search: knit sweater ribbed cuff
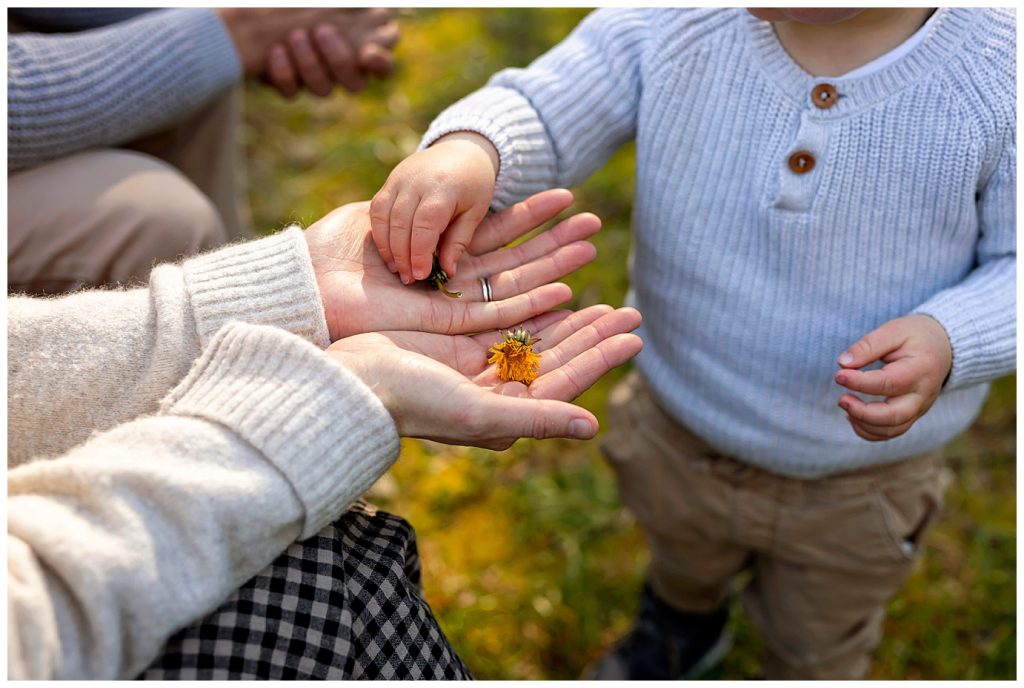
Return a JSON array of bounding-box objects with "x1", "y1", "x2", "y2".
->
[
  {"x1": 182, "y1": 227, "x2": 331, "y2": 350},
  {"x1": 421, "y1": 86, "x2": 558, "y2": 211},
  {"x1": 161, "y1": 322, "x2": 399, "y2": 540},
  {"x1": 912, "y1": 256, "x2": 1017, "y2": 391}
]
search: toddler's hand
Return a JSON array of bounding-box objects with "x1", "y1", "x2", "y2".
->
[
  {"x1": 834, "y1": 315, "x2": 952, "y2": 442},
  {"x1": 370, "y1": 132, "x2": 499, "y2": 285}
]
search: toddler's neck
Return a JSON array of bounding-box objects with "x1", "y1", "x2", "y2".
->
[{"x1": 773, "y1": 8, "x2": 935, "y2": 77}]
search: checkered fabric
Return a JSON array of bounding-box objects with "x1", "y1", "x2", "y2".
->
[{"x1": 139, "y1": 502, "x2": 471, "y2": 680}]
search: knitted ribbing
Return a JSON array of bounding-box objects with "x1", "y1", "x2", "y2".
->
[
  {"x1": 7, "y1": 8, "x2": 240, "y2": 171},
  {"x1": 9, "y1": 321, "x2": 399, "y2": 678},
  {"x1": 183, "y1": 227, "x2": 331, "y2": 349},
  {"x1": 423, "y1": 8, "x2": 1016, "y2": 478},
  {"x1": 7, "y1": 227, "x2": 331, "y2": 468},
  {"x1": 162, "y1": 322, "x2": 399, "y2": 540}
]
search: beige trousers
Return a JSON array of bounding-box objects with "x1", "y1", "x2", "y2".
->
[
  {"x1": 602, "y1": 370, "x2": 947, "y2": 680},
  {"x1": 8, "y1": 89, "x2": 251, "y2": 295}
]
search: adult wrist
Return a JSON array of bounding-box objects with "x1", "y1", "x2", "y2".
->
[{"x1": 214, "y1": 8, "x2": 266, "y2": 77}]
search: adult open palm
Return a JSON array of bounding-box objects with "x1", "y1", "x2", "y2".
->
[
  {"x1": 306, "y1": 189, "x2": 598, "y2": 341},
  {"x1": 328, "y1": 305, "x2": 643, "y2": 449}
]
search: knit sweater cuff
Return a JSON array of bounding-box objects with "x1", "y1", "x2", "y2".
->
[
  {"x1": 182, "y1": 227, "x2": 330, "y2": 350},
  {"x1": 911, "y1": 257, "x2": 1017, "y2": 390},
  {"x1": 161, "y1": 322, "x2": 400, "y2": 539},
  {"x1": 421, "y1": 86, "x2": 559, "y2": 211}
]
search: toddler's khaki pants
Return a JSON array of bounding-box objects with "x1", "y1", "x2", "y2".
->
[
  {"x1": 603, "y1": 370, "x2": 947, "y2": 680},
  {"x1": 8, "y1": 89, "x2": 250, "y2": 295}
]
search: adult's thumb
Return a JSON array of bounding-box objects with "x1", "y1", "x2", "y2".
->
[{"x1": 481, "y1": 395, "x2": 598, "y2": 441}]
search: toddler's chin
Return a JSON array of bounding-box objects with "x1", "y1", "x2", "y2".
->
[{"x1": 746, "y1": 8, "x2": 866, "y2": 25}]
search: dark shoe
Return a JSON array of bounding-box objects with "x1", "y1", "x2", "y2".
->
[{"x1": 586, "y1": 582, "x2": 731, "y2": 680}]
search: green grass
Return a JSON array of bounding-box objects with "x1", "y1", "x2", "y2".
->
[{"x1": 240, "y1": 9, "x2": 1016, "y2": 679}]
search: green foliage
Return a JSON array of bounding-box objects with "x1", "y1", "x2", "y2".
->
[{"x1": 241, "y1": 9, "x2": 1015, "y2": 680}]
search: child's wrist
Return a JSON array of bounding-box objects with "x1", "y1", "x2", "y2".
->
[{"x1": 432, "y1": 131, "x2": 500, "y2": 178}]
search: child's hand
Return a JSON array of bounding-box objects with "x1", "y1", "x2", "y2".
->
[
  {"x1": 370, "y1": 132, "x2": 500, "y2": 285},
  {"x1": 834, "y1": 315, "x2": 952, "y2": 442}
]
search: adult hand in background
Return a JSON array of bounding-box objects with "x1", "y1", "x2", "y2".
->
[
  {"x1": 328, "y1": 305, "x2": 644, "y2": 449},
  {"x1": 306, "y1": 188, "x2": 600, "y2": 341},
  {"x1": 216, "y1": 8, "x2": 399, "y2": 98}
]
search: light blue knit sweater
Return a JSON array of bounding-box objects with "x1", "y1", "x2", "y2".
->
[
  {"x1": 7, "y1": 9, "x2": 241, "y2": 172},
  {"x1": 423, "y1": 8, "x2": 1016, "y2": 477}
]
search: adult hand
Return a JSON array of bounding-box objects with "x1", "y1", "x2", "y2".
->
[
  {"x1": 216, "y1": 9, "x2": 398, "y2": 97},
  {"x1": 265, "y1": 9, "x2": 399, "y2": 98},
  {"x1": 328, "y1": 305, "x2": 644, "y2": 449},
  {"x1": 835, "y1": 314, "x2": 953, "y2": 441},
  {"x1": 306, "y1": 188, "x2": 599, "y2": 341}
]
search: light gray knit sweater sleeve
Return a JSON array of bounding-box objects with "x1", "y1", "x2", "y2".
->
[
  {"x1": 421, "y1": 8, "x2": 650, "y2": 209},
  {"x1": 913, "y1": 140, "x2": 1016, "y2": 390},
  {"x1": 8, "y1": 322, "x2": 399, "y2": 679},
  {"x1": 7, "y1": 8, "x2": 241, "y2": 172},
  {"x1": 8, "y1": 8, "x2": 155, "y2": 31},
  {"x1": 7, "y1": 228, "x2": 329, "y2": 468}
]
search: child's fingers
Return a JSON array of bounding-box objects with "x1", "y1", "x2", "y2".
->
[
  {"x1": 469, "y1": 189, "x2": 574, "y2": 254},
  {"x1": 369, "y1": 189, "x2": 397, "y2": 271},
  {"x1": 834, "y1": 359, "x2": 917, "y2": 396},
  {"x1": 439, "y1": 207, "x2": 488, "y2": 277},
  {"x1": 468, "y1": 212, "x2": 601, "y2": 278},
  {"x1": 838, "y1": 320, "x2": 909, "y2": 369},
  {"x1": 845, "y1": 415, "x2": 915, "y2": 442},
  {"x1": 461, "y1": 241, "x2": 596, "y2": 302},
  {"x1": 845, "y1": 417, "x2": 899, "y2": 442},
  {"x1": 837, "y1": 392, "x2": 922, "y2": 427},
  {"x1": 388, "y1": 193, "x2": 421, "y2": 284},
  {"x1": 409, "y1": 196, "x2": 457, "y2": 281}
]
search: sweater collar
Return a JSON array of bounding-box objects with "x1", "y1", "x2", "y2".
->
[{"x1": 741, "y1": 8, "x2": 979, "y2": 117}]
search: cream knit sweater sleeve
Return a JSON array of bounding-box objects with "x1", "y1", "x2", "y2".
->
[
  {"x1": 7, "y1": 231, "x2": 401, "y2": 679},
  {"x1": 7, "y1": 227, "x2": 330, "y2": 468}
]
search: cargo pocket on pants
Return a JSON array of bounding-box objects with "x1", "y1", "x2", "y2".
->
[{"x1": 871, "y1": 467, "x2": 946, "y2": 564}]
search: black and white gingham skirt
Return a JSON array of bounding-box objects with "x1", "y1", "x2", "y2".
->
[{"x1": 140, "y1": 502, "x2": 472, "y2": 680}]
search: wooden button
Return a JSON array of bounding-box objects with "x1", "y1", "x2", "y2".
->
[
  {"x1": 812, "y1": 83, "x2": 838, "y2": 109},
  {"x1": 788, "y1": 151, "x2": 815, "y2": 174}
]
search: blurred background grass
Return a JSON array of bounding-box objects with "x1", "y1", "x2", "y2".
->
[{"x1": 240, "y1": 9, "x2": 1016, "y2": 680}]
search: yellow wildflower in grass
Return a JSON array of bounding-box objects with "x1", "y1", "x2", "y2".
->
[{"x1": 488, "y1": 328, "x2": 541, "y2": 384}]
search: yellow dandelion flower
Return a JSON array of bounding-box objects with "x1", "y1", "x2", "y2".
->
[{"x1": 488, "y1": 328, "x2": 542, "y2": 384}]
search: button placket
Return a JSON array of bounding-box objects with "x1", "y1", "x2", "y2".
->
[
  {"x1": 788, "y1": 151, "x2": 815, "y2": 174},
  {"x1": 774, "y1": 113, "x2": 829, "y2": 213}
]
